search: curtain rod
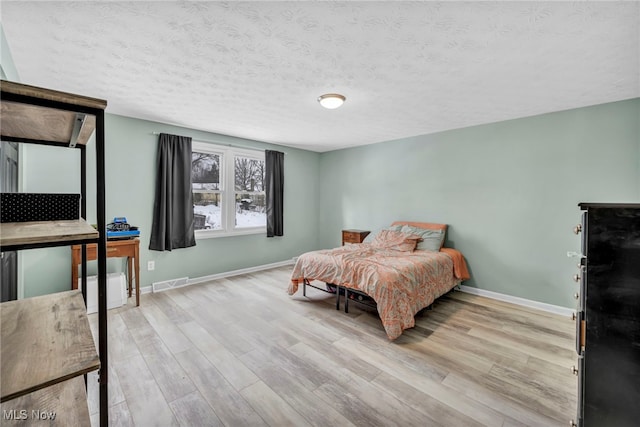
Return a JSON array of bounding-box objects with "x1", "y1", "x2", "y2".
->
[{"x1": 151, "y1": 132, "x2": 286, "y2": 154}]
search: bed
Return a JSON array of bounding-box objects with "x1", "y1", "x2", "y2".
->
[{"x1": 287, "y1": 221, "x2": 470, "y2": 340}]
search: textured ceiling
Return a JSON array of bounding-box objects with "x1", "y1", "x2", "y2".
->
[{"x1": 2, "y1": 1, "x2": 639, "y2": 152}]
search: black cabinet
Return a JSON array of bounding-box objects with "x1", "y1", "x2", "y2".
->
[{"x1": 574, "y1": 203, "x2": 640, "y2": 427}]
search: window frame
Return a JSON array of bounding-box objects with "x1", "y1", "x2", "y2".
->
[{"x1": 192, "y1": 141, "x2": 266, "y2": 239}]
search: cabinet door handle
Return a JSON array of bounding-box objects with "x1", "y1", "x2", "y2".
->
[
  {"x1": 573, "y1": 274, "x2": 580, "y2": 282},
  {"x1": 574, "y1": 311, "x2": 587, "y2": 355},
  {"x1": 571, "y1": 365, "x2": 578, "y2": 375},
  {"x1": 574, "y1": 293, "x2": 580, "y2": 300},
  {"x1": 573, "y1": 224, "x2": 582, "y2": 234}
]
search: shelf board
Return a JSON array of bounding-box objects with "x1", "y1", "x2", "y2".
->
[
  {"x1": 0, "y1": 376, "x2": 91, "y2": 426},
  {"x1": 1, "y1": 290, "x2": 100, "y2": 403},
  {"x1": 1, "y1": 101, "x2": 97, "y2": 146},
  {"x1": 0, "y1": 79, "x2": 106, "y2": 147},
  {"x1": 0, "y1": 219, "x2": 99, "y2": 249},
  {"x1": 1, "y1": 80, "x2": 107, "y2": 110}
]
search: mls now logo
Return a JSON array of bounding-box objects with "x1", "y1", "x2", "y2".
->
[{"x1": 3, "y1": 409, "x2": 56, "y2": 420}]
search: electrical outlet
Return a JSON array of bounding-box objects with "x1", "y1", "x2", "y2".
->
[{"x1": 147, "y1": 261, "x2": 155, "y2": 271}]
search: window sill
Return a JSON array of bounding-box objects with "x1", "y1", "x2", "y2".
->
[{"x1": 195, "y1": 227, "x2": 266, "y2": 240}]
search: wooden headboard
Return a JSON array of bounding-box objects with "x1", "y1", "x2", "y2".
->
[{"x1": 390, "y1": 221, "x2": 447, "y2": 231}]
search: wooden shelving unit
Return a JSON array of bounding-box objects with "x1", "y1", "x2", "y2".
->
[{"x1": 0, "y1": 79, "x2": 108, "y2": 426}]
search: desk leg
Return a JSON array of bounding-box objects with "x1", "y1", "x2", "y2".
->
[
  {"x1": 134, "y1": 244, "x2": 140, "y2": 307},
  {"x1": 71, "y1": 249, "x2": 79, "y2": 290},
  {"x1": 127, "y1": 257, "x2": 133, "y2": 298},
  {"x1": 72, "y1": 264, "x2": 79, "y2": 290}
]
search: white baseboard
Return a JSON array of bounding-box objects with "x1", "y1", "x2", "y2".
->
[
  {"x1": 152, "y1": 276, "x2": 189, "y2": 293},
  {"x1": 458, "y1": 285, "x2": 574, "y2": 317},
  {"x1": 149, "y1": 259, "x2": 295, "y2": 293},
  {"x1": 139, "y1": 285, "x2": 153, "y2": 295}
]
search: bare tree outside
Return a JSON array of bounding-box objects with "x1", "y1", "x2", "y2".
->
[
  {"x1": 234, "y1": 157, "x2": 264, "y2": 191},
  {"x1": 192, "y1": 152, "x2": 220, "y2": 190}
]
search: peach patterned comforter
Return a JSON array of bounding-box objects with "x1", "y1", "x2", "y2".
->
[{"x1": 288, "y1": 243, "x2": 469, "y2": 340}]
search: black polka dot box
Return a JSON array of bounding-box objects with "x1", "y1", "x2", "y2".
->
[{"x1": 0, "y1": 193, "x2": 81, "y2": 223}]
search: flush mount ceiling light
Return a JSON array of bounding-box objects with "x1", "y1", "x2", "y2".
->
[{"x1": 318, "y1": 93, "x2": 346, "y2": 109}]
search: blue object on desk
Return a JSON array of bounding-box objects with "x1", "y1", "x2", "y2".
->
[
  {"x1": 106, "y1": 216, "x2": 139, "y2": 239},
  {"x1": 106, "y1": 229, "x2": 140, "y2": 239}
]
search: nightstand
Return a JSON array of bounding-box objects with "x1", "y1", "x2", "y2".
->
[{"x1": 342, "y1": 229, "x2": 371, "y2": 245}]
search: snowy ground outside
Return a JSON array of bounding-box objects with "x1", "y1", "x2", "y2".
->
[{"x1": 194, "y1": 204, "x2": 266, "y2": 229}]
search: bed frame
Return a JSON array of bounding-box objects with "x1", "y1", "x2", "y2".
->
[
  {"x1": 302, "y1": 278, "x2": 442, "y2": 320},
  {"x1": 302, "y1": 279, "x2": 380, "y2": 313}
]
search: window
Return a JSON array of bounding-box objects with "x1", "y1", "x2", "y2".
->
[{"x1": 192, "y1": 141, "x2": 266, "y2": 237}]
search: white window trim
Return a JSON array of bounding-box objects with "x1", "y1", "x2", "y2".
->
[{"x1": 192, "y1": 141, "x2": 266, "y2": 239}]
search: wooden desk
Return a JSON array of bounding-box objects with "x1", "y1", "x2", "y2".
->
[{"x1": 71, "y1": 238, "x2": 140, "y2": 306}]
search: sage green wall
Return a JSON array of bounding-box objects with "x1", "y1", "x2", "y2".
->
[
  {"x1": 21, "y1": 114, "x2": 320, "y2": 297},
  {"x1": 318, "y1": 99, "x2": 640, "y2": 308}
]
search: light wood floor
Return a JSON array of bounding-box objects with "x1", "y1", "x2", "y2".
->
[{"x1": 87, "y1": 266, "x2": 577, "y2": 427}]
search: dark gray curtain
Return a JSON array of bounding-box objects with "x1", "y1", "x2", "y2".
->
[
  {"x1": 149, "y1": 133, "x2": 196, "y2": 251},
  {"x1": 265, "y1": 150, "x2": 284, "y2": 237}
]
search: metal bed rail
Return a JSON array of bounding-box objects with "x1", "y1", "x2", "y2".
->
[{"x1": 302, "y1": 279, "x2": 378, "y2": 313}]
